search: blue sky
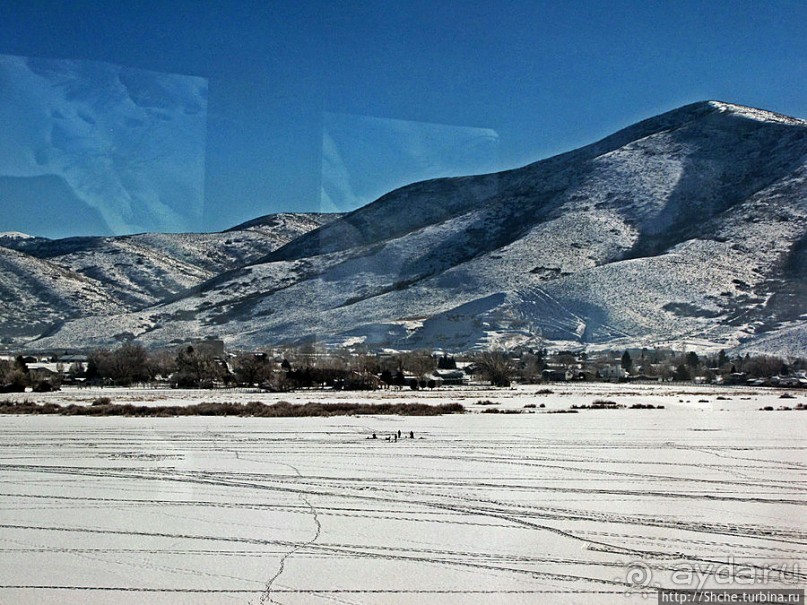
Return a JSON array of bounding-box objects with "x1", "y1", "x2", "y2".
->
[{"x1": 0, "y1": 0, "x2": 805, "y2": 236}]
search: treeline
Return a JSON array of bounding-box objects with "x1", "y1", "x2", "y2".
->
[
  {"x1": 0, "y1": 344, "x2": 235, "y2": 391},
  {"x1": 493, "y1": 347, "x2": 806, "y2": 383},
  {"x1": 0, "y1": 345, "x2": 450, "y2": 391},
  {"x1": 2, "y1": 342, "x2": 805, "y2": 393},
  {"x1": 613, "y1": 348, "x2": 806, "y2": 381}
]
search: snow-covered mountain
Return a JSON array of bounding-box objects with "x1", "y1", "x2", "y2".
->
[
  {"x1": 0, "y1": 213, "x2": 337, "y2": 345},
  {"x1": 0, "y1": 232, "x2": 34, "y2": 246},
  {"x1": 14, "y1": 101, "x2": 807, "y2": 354}
]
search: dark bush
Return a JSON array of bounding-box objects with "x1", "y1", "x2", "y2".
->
[
  {"x1": 0, "y1": 400, "x2": 465, "y2": 417},
  {"x1": 32, "y1": 380, "x2": 59, "y2": 393},
  {"x1": 0, "y1": 383, "x2": 26, "y2": 393}
]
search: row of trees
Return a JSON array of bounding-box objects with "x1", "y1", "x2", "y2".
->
[
  {"x1": 4, "y1": 345, "x2": 447, "y2": 390},
  {"x1": 618, "y1": 348, "x2": 801, "y2": 380},
  {"x1": 0, "y1": 345, "x2": 234, "y2": 390},
  {"x1": 2, "y1": 345, "x2": 501, "y2": 391},
  {"x1": 4, "y1": 343, "x2": 805, "y2": 391}
]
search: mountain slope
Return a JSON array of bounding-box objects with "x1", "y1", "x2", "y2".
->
[
  {"x1": 0, "y1": 246, "x2": 127, "y2": 342},
  {"x1": 0, "y1": 213, "x2": 337, "y2": 344},
  {"x1": 23, "y1": 101, "x2": 807, "y2": 353}
]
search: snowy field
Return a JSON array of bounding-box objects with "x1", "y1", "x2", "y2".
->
[{"x1": 0, "y1": 384, "x2": 805, "y2": 604}]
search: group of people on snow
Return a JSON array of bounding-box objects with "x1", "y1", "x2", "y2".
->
[{"x1": 369, "y1": 429, "x2": 416, "y2": 442}]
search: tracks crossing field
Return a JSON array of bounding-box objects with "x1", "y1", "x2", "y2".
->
[{"x1": 0, "y1": 384, "x2": 805, "y2": 604}]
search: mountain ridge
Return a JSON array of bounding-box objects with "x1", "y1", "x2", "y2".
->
[
  {"x1": 8, "y1": 100, "x2": 807, "y2": 354},
  {"x1": 266, "y1": 101, "x2": 801, "y2": 264}
]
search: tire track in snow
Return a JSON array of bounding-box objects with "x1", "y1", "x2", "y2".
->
[
  {"x1": 259, "y1": 462, "x2": 322, "y2": 605},
  {"x1": 4, "y1": 463, "x2": 805, "y2": 544},
  {"x1": 6, "y1": 461, "x2": 803, "y2": 507}
]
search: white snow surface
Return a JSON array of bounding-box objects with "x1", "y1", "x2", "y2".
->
[
  {"x1": 0, "y1": 231, "x2": 33, "y2": 240},
  {"x1": 0, "y1": 383, "x2": 804, "y2": 604},
  {"x1": 708, "y1": 100, "x2": 807, "y2": 126}
]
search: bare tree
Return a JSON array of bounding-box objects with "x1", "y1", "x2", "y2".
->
[
  {"x1": 234, "y1": 353, "x2": 273, "y2": 387},
  {"x1": 174, "y1": 346, "x2": 227, "y2": 388},
  {"x1": 399, "y1": 350, "x2": 436, "y2": 379},
  {"x1": 476, "y1": 351, "x2": 513, "y2": 387}
]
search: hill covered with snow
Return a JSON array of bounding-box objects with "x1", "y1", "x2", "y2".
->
[
  {"x1": 13, "y1": 101, "x2": 807, "y2": 354},
  {"x1": 0, "y1": 213, "x2": 337, "y2": 345}
]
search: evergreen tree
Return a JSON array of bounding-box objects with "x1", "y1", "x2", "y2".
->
[
  {"x1": 437, "y1": 354, "x2": 457, "y2": 369},
  {"x1": 674, "y1": 364, "x2": 691, "y2": 381},
  {"x1": 621, "y1": 350, "x2": 633, "y2": 372}
]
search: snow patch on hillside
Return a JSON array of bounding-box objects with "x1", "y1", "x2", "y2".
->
[
  {"x1": 708, "y1": 101, "x2": 807, "y2": 126},
  {"x1": 0, "y1": 232, "x2": 33, "y2": 240}
]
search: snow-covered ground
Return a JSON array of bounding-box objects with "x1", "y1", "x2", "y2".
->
[
  {"x1": 6, "y1": 381, "x2": 804, "y2": 411},
  {"x1": 0, "y1": 384, "x2": 804, "y2": 604}
]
